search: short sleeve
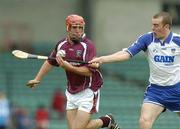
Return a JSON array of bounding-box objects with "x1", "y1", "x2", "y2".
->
[
  {"x1": 47, "y1": 45, "x2": 59, "y2": 67},
  {"x1": 127, "y1": 33, "x2": 153, "y2": 56},
  {"x1": 84, "y1": 41, "x2": 97, "y2": 72}
]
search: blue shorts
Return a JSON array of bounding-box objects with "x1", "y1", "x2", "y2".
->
[{"x1": 143, "y1": 82, "x2": 180, "y2": 112}]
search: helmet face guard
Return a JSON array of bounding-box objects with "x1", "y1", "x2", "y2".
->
[
  {"x1": 66, "y1": 14, "x2": 85, "y2": 43},
  {"x1": 66, "y1": 14, "x2": 85, "y2": 32}
]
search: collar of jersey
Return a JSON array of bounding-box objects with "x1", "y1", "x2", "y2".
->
[{"x1": 154, "y1": 31, "x2": 173, "y2": 44}]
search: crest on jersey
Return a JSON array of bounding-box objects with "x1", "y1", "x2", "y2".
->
[
  {"x1": 76, "y1": 50, "x2": 82, "y2": 57},
  {"x1": 171, "y1": 48, "x2": 176, "y2": 53}
]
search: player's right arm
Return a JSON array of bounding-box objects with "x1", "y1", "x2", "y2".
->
[
  {"x1": 27, "y1": 60, "x2": 53, "y2": 88},
  {"x1": 89, "y1": 51, "x2": 131, "y2": 65},
  {"x1": 90, "y1": 33, "x2": 151, "y2": 65}
]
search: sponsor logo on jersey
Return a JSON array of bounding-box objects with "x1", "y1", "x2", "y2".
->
[
  {"x1": 161, "y1": 47, "x2": 167, "y2": 50},
  {"x1": 69, "y1": 48, "x2": 74, "y2": 51},
  {"x1": 154, "y1": 55, "x2": 175, "y2": 63}
]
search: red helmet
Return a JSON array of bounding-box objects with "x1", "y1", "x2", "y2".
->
[{"x1": 66, "y1": 14, "x2": 85, "y2": 31}]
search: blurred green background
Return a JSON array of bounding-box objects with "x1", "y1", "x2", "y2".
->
[{"x1": 0, "y1": 0, "x2": 180, "y2": 129}]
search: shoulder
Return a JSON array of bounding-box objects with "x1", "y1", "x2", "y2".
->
[
  {"x1": 81, "y1": 36, "x2": 96, "y2": 49},
  {"x1": 56, "y1": 38, "x2": 67, "y2": 45},
  {"x1": 55, "y1": 38, "x2": 67, "y2": 50},
  {"x1": 137, "y1": 32, "x2": 153, "y2": 43},
  {"x1": 172, "y1": 33, "x2": 180, "y2": 46},
  {"x1": 82, "y1": 36, "x2": 94, "y2": 44}
]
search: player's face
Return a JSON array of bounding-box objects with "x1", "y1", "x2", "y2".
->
[
  {"x1": 68, "y1": 23, "x2": 84, "y2": 43},
  {"x1": 151, "y1": 17, "x2": 167, "y2": 39}
]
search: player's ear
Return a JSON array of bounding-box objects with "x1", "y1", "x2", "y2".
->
[{"x1": 164, "y1": 24, "x2": 169, "y2": 29}]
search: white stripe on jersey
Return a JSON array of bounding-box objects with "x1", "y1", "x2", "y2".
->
[
  {"x1": 80, "y1": 42, "x2": 87, "y2": 62},
  {"x1": 80, "y1": 42, "x2": 93, "y2": 88},
  {"x1": 57, "y1": 40, "x2": 67, "y2": 51},
  {"x1": 88, "y1": 76, "x2": 92, "y2": 88}
]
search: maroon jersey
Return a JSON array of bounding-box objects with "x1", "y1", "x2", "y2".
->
[{"x1": 48, "y1": 34, "x2": 103, "y2": 94}]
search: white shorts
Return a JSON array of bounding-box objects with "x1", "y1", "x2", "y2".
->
[{"x1": 65, "y1": 88, "x2": 100, "y2": 113}]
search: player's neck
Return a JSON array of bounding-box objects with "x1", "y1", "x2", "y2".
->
[{"x1": 160, "y1": 30, "x2": 171, "y2": 40}]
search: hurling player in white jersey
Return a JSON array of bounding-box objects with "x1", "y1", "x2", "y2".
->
[{"x1": 89, "y1": 12, "x2": 180, "y2": 129}]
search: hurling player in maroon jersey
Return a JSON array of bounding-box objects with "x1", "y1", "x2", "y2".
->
[{"x1": 27, "y1": 14, "x2": 120, "y2": 129}]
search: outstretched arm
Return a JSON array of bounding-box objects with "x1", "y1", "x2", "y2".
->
[
  {"x1": 89, "y1": 51, "x2": 131, "y2": 64},
  {"x1": 27, "y1": 60, "x2": 54, "y2": 88}
]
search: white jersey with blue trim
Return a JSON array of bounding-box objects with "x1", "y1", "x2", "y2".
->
[{"x1": 126, "y1": 32, "x2": 180, "y2": 86}]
